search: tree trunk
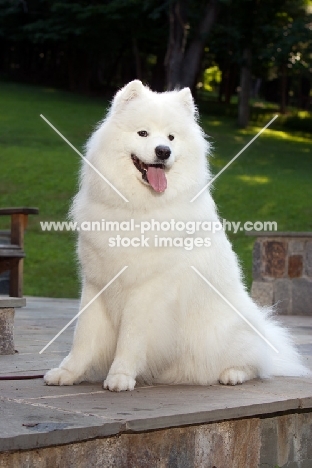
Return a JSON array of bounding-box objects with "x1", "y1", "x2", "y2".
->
[
  {"x1": 226, "y1": 66, "x2": 238, "y2": 105},
  {"x1": 238, "y1": 48, "x2": 251, "y2": 128},
  {"x1": 180, "y1": 0, "x2": 219, "y2": 90},
  {"x1": 280, "y1": 64, "x2": 287, "y2": 114},
  {"x1": 224, "y1": 68, "x2": 233, "y2": 104},
  {"x1": 218, "y1": 68, "x2": 225, "y2": 102},
  {"x1": 165, "y1": 0, "x2": 219, "y2": 91},
  {"x1": 165, "y1": 0, "x2": 188, "y2": 90}
]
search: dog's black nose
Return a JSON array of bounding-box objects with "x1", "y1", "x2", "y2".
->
[{"x1": 155, "y1": 145, "x2": 171, "y2": 160}]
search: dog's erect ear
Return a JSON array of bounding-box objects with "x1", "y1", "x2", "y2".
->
[
  {"x1": 111, "y1": 80, "x2": 144, "y2": 113},
  {"x1": 178, "y1": 87, "x2": 196, "y2": 116}
]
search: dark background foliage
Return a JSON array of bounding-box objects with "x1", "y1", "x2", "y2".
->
[{"x1": 1, "y1": 0, "x2": 311, "y2": 127}]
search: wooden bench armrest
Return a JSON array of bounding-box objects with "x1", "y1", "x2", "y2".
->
[
  {"x1": 0, "y1": 207, "x2": 39, "y2": 216},
  {"x1": 0, "y1": 208, "x2": 38, "y2": 298},
  {"x1": 0, "y1": 208, "x2": 39, "y2": 247}
]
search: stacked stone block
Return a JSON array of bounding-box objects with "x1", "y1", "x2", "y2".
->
[
  {"x1": 249, "y1": 233, "x2": 312, "y2": 315},
  {"x1": 0, "y1": 298, "x2": 26, "y2": 354}
]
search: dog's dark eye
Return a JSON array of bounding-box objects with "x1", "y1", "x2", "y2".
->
[
  {"x1": 138, "y1": 130, "x2": 148, "y2": 137},
  {"x1": 168, "y1": 134, "x2": 174, "y2": 141}
]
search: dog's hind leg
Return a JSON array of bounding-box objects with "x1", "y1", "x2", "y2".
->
[
  {"x1": 44, "y1": 282, "x2": 116, "y2": 386},
  {"x1": 218, "y1": 366, "x2": 258, "y2": 385}
]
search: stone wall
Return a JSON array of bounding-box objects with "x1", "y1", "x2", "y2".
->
[
  {"x1": 250, "y1": 233, "x2": 312, "y2": 314},
  {"x1": 1, "y1": 412, "x2": 312, "y2": 467}
]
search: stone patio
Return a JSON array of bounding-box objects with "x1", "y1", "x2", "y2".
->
[{"x1": 0, "y1": 297, "x2": 312, "y2": 467}]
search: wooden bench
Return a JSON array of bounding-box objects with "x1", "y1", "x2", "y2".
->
[{"x1": 0, "y1": 208, "x2": 39, "y2": 297}]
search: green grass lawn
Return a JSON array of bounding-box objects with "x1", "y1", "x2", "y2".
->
[{"x1": 0, "y1": 82, "x2": 311, "y2": 297}]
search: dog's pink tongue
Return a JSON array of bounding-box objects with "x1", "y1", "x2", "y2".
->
[{"x1": 147, "y1": 166, "x2": 167, "y2": 192}]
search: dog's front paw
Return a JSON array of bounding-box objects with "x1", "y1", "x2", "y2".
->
[
  {"x1": 219, "y1": 368, "x2": 248, "y2": 385},
  {"x1": 103, "y1": 373, "x2": 136, "y2": 392},
  {"x1": 44, "y1": 367, "x2": 77, "y2": 386}
]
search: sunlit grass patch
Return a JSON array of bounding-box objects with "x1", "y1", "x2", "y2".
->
[{"x1": 237, "y1": 175, "x2": 270, "y2": 184}]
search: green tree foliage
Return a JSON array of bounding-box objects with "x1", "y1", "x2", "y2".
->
[
  {"x1": 257, "y1": 1, "x2": 312, "y2": 112},
  {"x1": 0, "y1": 0, "x2": 169, "y2": 91},
  {"x1": 0, "y1": 0, "x2": 311, "y2": 122},
  {"x1": 206, "y1": 0, "x2": 312, "y2": 116}
]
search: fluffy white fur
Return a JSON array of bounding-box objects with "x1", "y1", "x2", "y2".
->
[{"x1": 44, "y1": 80, "x2": 308, "y2": 391}]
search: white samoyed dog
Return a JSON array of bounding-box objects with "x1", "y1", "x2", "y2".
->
[{"x1": 45, "y1": 80, "x2": 308, "y2": 391}]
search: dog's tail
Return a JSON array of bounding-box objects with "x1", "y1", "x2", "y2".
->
[{"x1": 264, "y1": 314, "x2": 311, "y2": 377}]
